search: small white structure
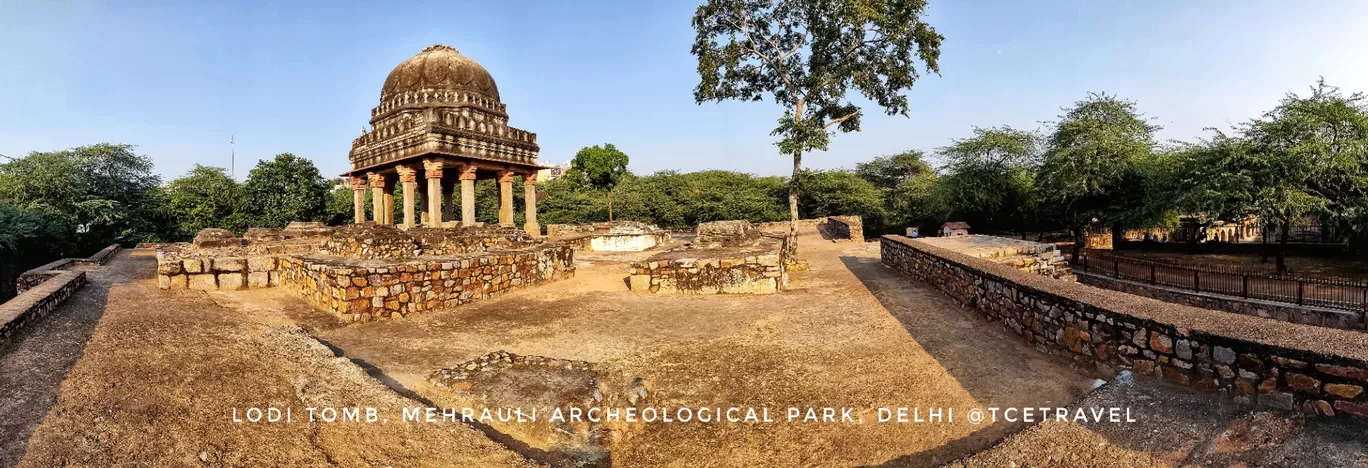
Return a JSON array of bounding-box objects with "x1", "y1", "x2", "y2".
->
[
  {"x1": 906, "y1": 227, "x2": 920, "y2": 238},
  {"x1": 941, "y1": 222, "x2": 970, "y2": 237}
]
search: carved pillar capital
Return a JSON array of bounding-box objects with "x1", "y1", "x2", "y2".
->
[
  {"x1": 396, "y1": 164, "x2": 418, "y2": 183},
  {"x1": 458, "y1": 164, "x2": 479, "y2": 181},
  {"x1": 497, "y1": 169, "x2": 517, "y2": 184},
  {"x1": 367, "y1": 172, "x2": 386, "y2": 189},
  {"x1": 423, "y1": 157, "x2": 445, "y2": 179},
  {"x1": 349, "y1": 175, "x2": 367, "y2": 190},
  {"x1": 523, "y1": 173, "x2": 538, "y2": 185}
]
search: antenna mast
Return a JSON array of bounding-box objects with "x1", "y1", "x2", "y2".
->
[{"x1": 230, "y1": 135, "x2": 236, "y2": 178}]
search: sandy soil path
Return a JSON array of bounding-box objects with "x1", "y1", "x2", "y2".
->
[{"x1": 1, "y1": 250, "x2": 537, "y2": 467}]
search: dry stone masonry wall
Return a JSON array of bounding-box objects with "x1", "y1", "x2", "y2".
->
[
  {"x1": 3, "y1": 243, "x2": 118, "y2": 349},
  {"x1": 156, "y1": 226, "x2": 575, "y2": 321},
  {"x1": 881, "y1": 235, "x2": 1368, "y2": 421},
  {"x1": 277, "y1": 244, "x2": 573, "y2": 320}
]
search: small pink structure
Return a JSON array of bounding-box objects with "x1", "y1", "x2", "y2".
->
[{"x1": 940, "y1": 222, "x2": 970, "y2": 237}]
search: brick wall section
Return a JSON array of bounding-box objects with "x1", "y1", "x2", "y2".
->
[
  {"x1": 880, "y1": 235, "x2": 1368, "y2": 420},
  {"x1": 1076, "y1": 271, "x2": 1364, "y2": 331},
  {"x1": 0, "y1": 270, "x2": 85, "y2": 348},
  {"x1": 277, "y1": 245, "x2": 575, "y2": 321}
]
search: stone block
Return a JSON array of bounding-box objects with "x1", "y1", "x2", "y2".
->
[
  {"x1": 158, "y1": 261, "x2": 182, "y2": 276},
  {"x1": 1258, "y1": 392, "x2": 1294, "y2": 411},
  {"x1": 187, "y1": 274, "x2": 217, "y2": 291},
  {"x1": 1315, "y1": 364, "x2": 1368, "y2": 382},
  {"x1": 1213, "y1": 346, "x2": 1236, "y2": 365},
  {"x1": 1333, "y1": 400, "x2": 1368, "y2": 419},
  {"x1": 1325, "y1": 383, "x2": 1363, "y2": 399},
  {"x1": 214, "y1": 257, "x2": 246, "y2": 272},
  {"x1": 218, "y1": 273, "x2": 245, "y2": 290},
  {"x1": 248, "y1": 272, "x2": 270, "y2": 288},
  {"x1": 184, "y1": 259, "x2": 204, "y2": 274},
  {"x1": 248, "y1": 256, "x2": 277, "y2": 272},
  {"x1": 628, "y1": 274, "x2": 652, "y2": 292},
  {"x1": 1285, "y1": 373, "x2": 1320, "y2": 392}
]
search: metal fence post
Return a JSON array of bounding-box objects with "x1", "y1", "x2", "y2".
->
[
  {"x1": 1150, "y1": 264, "x2": 1156, "y2": 284},
  {"x1": 1193, "y1": 270, "x2": 1200, "y2": 292},
  {"x1": 1114, "y1": 259, "x2": 1119, "y2": 278},
  {"x1": 1083, "y1": 254, "x2": 1088, "y2": 273},
  {"x1": 1297, "y1": 281, "x2": 1304, "y2": 305},
  {"x1": 1242, "y1": 275, "x2": 1249, "y2": 298}
]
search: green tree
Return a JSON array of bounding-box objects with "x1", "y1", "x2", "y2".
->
[
  {"x1": 0, "y1": 203, "x2": 77, "y2": 301},
  {"x1": 0, "y1": 143, "x2": 166, "y2": 248},
  {"x1": 569, "y1": 144, "x2": 630, "y2": 221},
  {"x1": 164, "y1": 165, "x2": 248, "y2": 238},
  {"x1": 691, "y1": 0, "x2": 943, "y2": 268},
  {"x1": 856, "y1": 150, "x2": 938, "y2": 234},
  {"x1": 242, "y1": 153, "x2": 329, "y2": 228},
  {"x1": 1206, "y1": 80, "x2": 1368, "y2": 270},
  {"x1": 793, "y1": 169, "x2": 885, "y2": 235},
  {"x1": 1036, "y1": 93, "x2": 1161, "y2": 255},
  {"x1": 936, "y1": 126, "x2": 1041, "y2": 236}
]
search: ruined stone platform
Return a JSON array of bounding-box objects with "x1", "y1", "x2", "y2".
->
[{"x1": 156, "y1": 224, "x2": 575, "y2": 320}]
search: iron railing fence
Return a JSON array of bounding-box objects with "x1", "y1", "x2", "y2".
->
[{"x1": 1068, "y1": 251, "x2": 1368, "y2": 318}]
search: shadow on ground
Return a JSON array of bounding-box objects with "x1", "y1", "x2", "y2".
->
[{"x1": 0, "y1": 253, "x2": 131, "y2": 466}]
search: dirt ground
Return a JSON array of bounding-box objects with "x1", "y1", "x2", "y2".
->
[
  {"x1": 211, "y1": 236, "x2": 1100, "y2": 466},
  {"x1": 0, "y1": 250, "x2": 537, "y2": 467},
  {"x1": 949, "y1": 372, "x2": 1368, "y2": 467},
  {"x1": 2, "y1": 236, "x2": 1363, "y2": 466}
]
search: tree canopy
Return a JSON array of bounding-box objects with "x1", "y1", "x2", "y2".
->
[
  {"x1": 242, "y1": 153, "x2": 330, "y2": 228},
  {"x1": 691, "y1": 0, "x2": 943, "y2": 248},
  {"x1": 569, "y1": 144, "x2": 630, "y2": 221}
]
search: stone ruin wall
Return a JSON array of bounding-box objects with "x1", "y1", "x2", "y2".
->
[
  {"x1": 629, "y1": 220, "x2": 785, "y2": 295},
  {"x1": 755, "y1": 216, "x2": 865, "y2": 241},
  {"x1": 881, "y1": 235, "x2": 1368, "y2": 421},
  {"x1": 3, "y1": 244, "x2": 119, "y2": 349},
  {"x1": 155, "y1": 224, "x2": 575, "y2": 321},
  {"x1": 320, "y1": 225, "x2": 542, "y2": 259},
  {"x1": 545, "y1": 221, "x2": 671, "y2": 252},
  {"x1": 277, "y1": 245, "x2": 573, "y2": 320},
  {"x1": 628, "y1": 252, "x2": 783, "y2": 295}
]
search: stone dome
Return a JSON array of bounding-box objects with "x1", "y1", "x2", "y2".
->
[{"x1": 380, "y1": 45, "x2": 500, "y2": 103}]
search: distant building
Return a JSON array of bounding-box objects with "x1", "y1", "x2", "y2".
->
[
  {"x1": 941, "y1": 222, "x2": 970, "y2": 237},
  {"x1": 538, "y1": 161, "x2": 571, "y2": 183}
]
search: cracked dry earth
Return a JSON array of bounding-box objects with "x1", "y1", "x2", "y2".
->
[{"x1": 3, "y1": 237, "x2": 1364, "y2": 467}]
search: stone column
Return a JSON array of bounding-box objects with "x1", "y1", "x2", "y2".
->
[
  {"x1": 498, "y1": 170, "x2": 515, "y2": 227},
  {"x1": 349, "y1": 176, "x2": 367, "y2": 224},
  {"x1": 397, "y1": 164, "x2": 418, "y2": 229},
  {"x1": 523, "y1": 173, "x2": 540, "y2": 236},
  {"x1": 367, "y1": 172, "x2": 386, "y2": 224},
  {"x1": 382, "y1": 175, "x2": 396, "y2": 226},
  {"x1": 441, "y1": 178, "x2": 456, "y2": 226},
  {"x1": 459, "y1": 164, "x2": 478, "y2": 227},
  {"x1": 424, "y1": 158, "x2": 444, "y2": 227}
]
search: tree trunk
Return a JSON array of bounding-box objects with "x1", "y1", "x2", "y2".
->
[
  {"x1": 1277, "y1": 221, "x2": 1289, "y2": 274},
  {"x1": 607, "y1": 188, "x2": 614, "y2": 222},
  {"x1": 782, "y1": 149, "x2": 802, "y2": 288}
]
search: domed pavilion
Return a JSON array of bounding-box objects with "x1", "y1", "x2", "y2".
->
[{"x1": 344, "y1": 45, "x2": 544, "y2": 235}]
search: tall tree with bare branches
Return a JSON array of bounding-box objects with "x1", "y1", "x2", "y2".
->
[{"x1": 691, "y1": 0, "x2": 943, "y2": 284}]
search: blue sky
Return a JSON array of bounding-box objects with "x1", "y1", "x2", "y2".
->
[{"x1": 2, "y1": 1, "x2": 1365, "y2": 181}]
